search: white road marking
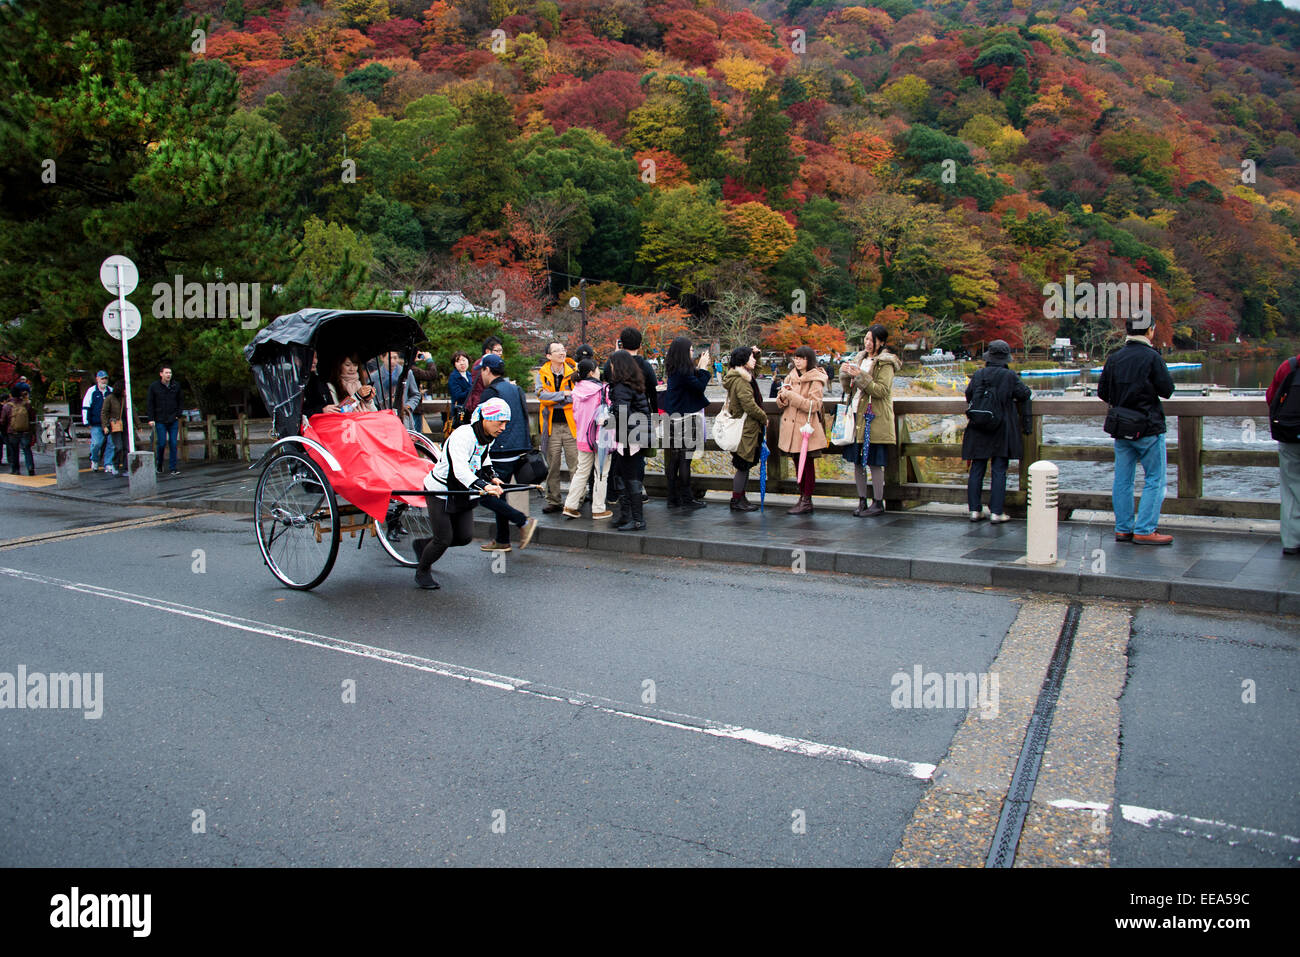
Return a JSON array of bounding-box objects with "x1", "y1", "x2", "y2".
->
[
  {"x1": 0, "y1": 566, "x2": 936, "y2": 780},
  {"x1": 1047, "y1": 798, "x2": 1300, "y2": 858}
]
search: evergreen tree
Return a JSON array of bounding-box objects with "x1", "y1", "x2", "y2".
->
[
  {"x1": 674, "y1": 81, "x2": 728, "y2": 182},
  {"x1": 738, "y1": 82, "x2": 798, "y2": 199},
  {"x1": 0, "y1": 0, "x2": 308, "y2": 409},
  {"x1": 452, "y1": 90, "x2": 521, "y2": 234},
  {"x1": 1003, "y1": 68, "x2": 1033, "y2": 129}
]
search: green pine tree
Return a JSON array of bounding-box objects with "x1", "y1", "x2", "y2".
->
[
  {"x1": 674, "y1": 81, "x2": 728, "y2": 182},
  {"x1": 0, "y1": 0, "x2": 308, "y2": 410},
  {"x1": 738, "y1": 82, "x2": 799, "y2": 199}
]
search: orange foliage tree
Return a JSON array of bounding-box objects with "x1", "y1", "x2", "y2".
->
[
  {"x1": 580, "y1": 293, "x2": 692, "y2": 357},
  {"x1": 759, "y1": 314, "x2": 848, "y2": 354}
]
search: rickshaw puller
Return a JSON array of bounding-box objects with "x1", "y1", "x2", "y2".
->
[{"x1": 413, "y1": 398, "x2": 510, "y2": 589}]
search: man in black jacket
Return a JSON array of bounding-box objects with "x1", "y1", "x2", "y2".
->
[
  {"x1": 146, "y1": 364, "x2": 183, "y2": 475},
  {"x1": 1098, "y1": 317, "x2": 1175, "y2": 545}
]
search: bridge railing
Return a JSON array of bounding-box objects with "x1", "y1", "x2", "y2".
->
[{"x1": 420, "y1": 395, "x2": 1279, "y2": 520}]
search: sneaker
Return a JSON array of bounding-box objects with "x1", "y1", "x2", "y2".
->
[
  {"x1": 989, "y1": 513, "x2": 1010, "y2": 524},
  {"x1": 480, "y1": 541, "x2": 511, "y2": 552},
  {"x1": 681, "y1": 498, "x2": 706, "y2": 510},
  {"x1": 1132, "y1": 532, "x2": 1173, "y2": 546},
  {"x1": 414, "y1": 568, "x2": 440, "y2": 590},
  {"x1": 969, "y1": 508, "x2": 989, "y2": 522},
  {"x1": 169, "y1": 469, "x2": 180, "y2": 476},
  {"x1": 562, "y1": 507, "x2": 582, "y2": 519},
  {"x1": 591, "y1": 509, "x2": 613, "y2": 520},
  {"x1": 518, "y1": 517, "x2": 538, "y2": 550}
]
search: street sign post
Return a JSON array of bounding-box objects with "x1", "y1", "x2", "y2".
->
[{"x1": 100, "y1": 255, "x2": 140, "y2": 455}]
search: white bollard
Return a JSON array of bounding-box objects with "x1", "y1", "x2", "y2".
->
[{"x1": 1026, "y1": 460, "x2": 1059, "y2": 566}]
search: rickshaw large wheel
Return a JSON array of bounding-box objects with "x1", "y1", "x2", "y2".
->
[
  {"x1": 373, "y1": 437, "x2": 438, "y2": 567},
  {"x1": 255, "y1": 451, "x2": 340, "y2": 590}
]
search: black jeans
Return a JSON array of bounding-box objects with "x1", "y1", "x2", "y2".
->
[
  {"x1": 478, "y1": 457, "x2": 528, "y2": 544},
  {"x1": 419, "y1": 496, "x2": 475, "y2": 570}
]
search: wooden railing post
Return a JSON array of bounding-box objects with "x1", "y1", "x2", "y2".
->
[
  {"x1": 1177, "y1": 415, "x2": 1203, "y2": 502},
  {"x1": 238, "y1": 413, "x2": 249, "y2": 462},
  {"x1": 206, "y1": 414, "x2": 216, "y2": 461}
]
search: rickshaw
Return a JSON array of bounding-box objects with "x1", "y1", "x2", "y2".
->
[{"x1": 244, "y1": 308, "x2": 444, "y2": 589}]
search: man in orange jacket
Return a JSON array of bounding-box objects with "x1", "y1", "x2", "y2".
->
[{"x1": 536, "y1": 342, "x2": 579, "y2": 512}]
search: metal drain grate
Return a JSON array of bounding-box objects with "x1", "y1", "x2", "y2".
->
[{"x1": 986, "y1": 601, "x2": 1082, "y2": 868}]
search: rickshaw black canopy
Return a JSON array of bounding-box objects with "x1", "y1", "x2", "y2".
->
[{"x1": 245, "y1": 308, "x2": 426, "y2": 436}]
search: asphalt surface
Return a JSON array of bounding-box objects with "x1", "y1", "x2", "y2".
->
[{"x1": 0, "y1": 486, "x2": 1295, "y2": 867}]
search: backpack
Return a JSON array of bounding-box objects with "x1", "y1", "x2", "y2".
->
[
  {"x1": 965, "y1": 372, "x2": 1004, "y2": 433},
  {"x1": 1270, "y1": 357, "x2": 1300, "y2": 443},
  {"x1": 9, "y1": 400, "x2": 29, "y2": 433}
]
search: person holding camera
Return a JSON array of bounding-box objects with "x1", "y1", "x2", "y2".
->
[
  {"x1": 1098, "y1": 315, "x2": 1175, "y2": 545},
  {"x1": 776, "y1": 346, "x2": 828, "y2": 515},
  {"x1": 662, "y1": 336, "x2": 711, "y2": 509}
]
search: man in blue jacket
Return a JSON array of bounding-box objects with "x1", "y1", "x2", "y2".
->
[
  {"x1": 476, "y1": 353, "x2": 537, "y2": 552},
  {"x1": 1098, "y1": 315, "x2": 1175, "y2": 545},
  {"x1": 81, "y1": 371, "x2": 113, "y2": 472}
]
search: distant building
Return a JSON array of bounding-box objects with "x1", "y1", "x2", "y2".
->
[{"x1": 396, "y1": 290, "x2": 492, "y2": 317}]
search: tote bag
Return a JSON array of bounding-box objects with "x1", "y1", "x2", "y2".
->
[{"x1": 712, "y1": 406, "x2": 746, "y2": 453}]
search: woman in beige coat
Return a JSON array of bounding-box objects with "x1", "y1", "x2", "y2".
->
[
  {"x1": 838, "y1": 324, "x2": 902, "y2": 517},
  {"x1": 776, "y1": 346, "x2": 828, "y2": 514}
]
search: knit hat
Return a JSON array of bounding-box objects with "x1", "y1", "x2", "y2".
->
[{"x1": 473, "y1": 397, "x2": 511, "y2": 422}]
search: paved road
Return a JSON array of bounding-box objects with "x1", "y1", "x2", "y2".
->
[{"x1": 0, "y1": 487, "x2": 1295, "y2": 866}]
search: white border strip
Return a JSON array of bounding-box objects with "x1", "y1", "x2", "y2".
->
[{"x1": 0, "y1": 567, "x2": 936, "y2": 780}]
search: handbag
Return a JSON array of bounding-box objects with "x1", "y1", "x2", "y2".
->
[
  {"x1": 110, "y1": 420, "x2": 123, "y2": 433},
  {"x1": 712, "y1": 404, "x2": 746, "y2": 453},
  {"x1": 512, "y1": 393, "x2": 549, "y2": 485},
  {"x1": 513, "y1": 448, "x2": 549, "y2": 485},
  {"x1": 1103, "y1": 406, "x2": 1152, "y2": 441}
]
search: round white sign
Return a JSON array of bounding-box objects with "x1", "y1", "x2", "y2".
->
[
  {"x1": 568, "y1": 296, "x2": 581, "y2": 310},
  {"x1": 103, "y1": 301, "x2": 142, "y2": 341},
  {"x1": 100, "y1": 255, "x2": 139, "y2": 296}
]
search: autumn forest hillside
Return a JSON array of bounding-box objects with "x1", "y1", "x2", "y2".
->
[{"x1": 3, "y1": 0, "x2": 1299, "y2": 406}]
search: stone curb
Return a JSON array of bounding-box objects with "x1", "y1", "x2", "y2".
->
[{"x1": 24, "y1": 485, "x2": 1292, "y2": 614}]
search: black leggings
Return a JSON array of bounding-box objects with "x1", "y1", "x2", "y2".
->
[
  {"x1": 418, "y1": 496, "x2": 475, "y2": 570},
  {"x1": 613, "y1": 450, "x2": 643, "y2": 486}
]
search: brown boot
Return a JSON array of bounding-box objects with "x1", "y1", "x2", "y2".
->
[
  {"x1": 788, "y1": 496, "x2": 814, "y2": 515},
  {"x1": 852, "y1": 497, "x2": 869, "y2": 517}
]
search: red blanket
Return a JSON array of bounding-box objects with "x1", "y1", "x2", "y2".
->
[{"x1": 301, "y1": 411, "x2": 434, "y2": 521}]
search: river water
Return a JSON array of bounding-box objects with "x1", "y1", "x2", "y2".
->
[
  {"x1": 936, "y1": 357, "x2": 1285, "y2": 500},
  {"x1": 684, "y1": 360, "x2": 1288, "y2": 500}
]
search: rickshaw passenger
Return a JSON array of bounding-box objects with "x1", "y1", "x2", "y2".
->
[
  {"x1": 411, "y1": 397, "x2": 509, "y2": 590},
  {"x1": 324, "y1": 354, "x2": 377, "y2": 413},
  {"x1": 302, "y1": 353, "x2": 333, "y2": 419}
]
